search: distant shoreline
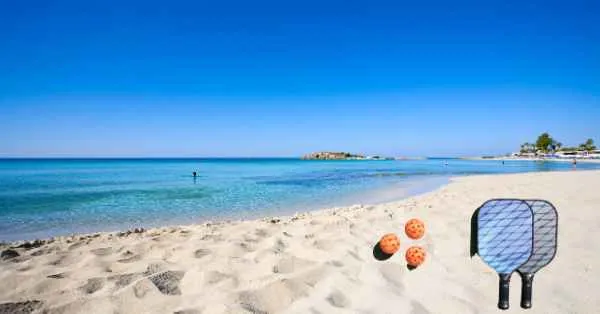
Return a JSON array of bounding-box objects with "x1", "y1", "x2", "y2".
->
[{"x1": 461, "y1": 156, "x2": 600, "y2": 163}]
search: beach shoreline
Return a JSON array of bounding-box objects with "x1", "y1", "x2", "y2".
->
[
  {"x1": 462, "y1": 156, "x2": 600, "y2": 163},
  {"x1": 1, "y1": 175, "x2": 450, "y2": 247},
  {"x1": 1, "y1": 170, "x2": 600, "y2": 313},
  {"x1": 3, "y1": 157, "x2": 599, "y2": 243},
  {"x1": 0, "y1": 175, "x2": 451, "y2": 244}
]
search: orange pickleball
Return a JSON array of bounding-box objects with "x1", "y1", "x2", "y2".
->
[
  {"x1": 405, "y1": 218, "x2": 425, "y2": 240},
  {"x1": 378, "y1": 233, "x2": 400, "y2": 255},
  {"x1": 405, "y1": 246, "x2": 426, "y2": 267}
]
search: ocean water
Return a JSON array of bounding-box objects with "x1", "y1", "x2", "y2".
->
[{"x1": 1, "y1": 158, "x2": 597, "y2": 241}]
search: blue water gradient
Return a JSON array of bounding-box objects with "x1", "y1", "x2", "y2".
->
[{"x1": 0, "y1": 158, "x2": 597, "y2": 241}]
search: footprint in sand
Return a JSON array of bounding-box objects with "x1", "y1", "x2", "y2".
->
[
  {"x1": 254, "y1": 228, "x2": 270, "y2": 238},
  {"x1": 91, "y1": 247, "x2": 113, "y2": 256},
  {"x1": 221, "y1": 242, "x2": 254, "y2": 258},
  {"x1": 31, "y1": 247, "x2": 58, "y2": 256},
  {"x1": 312, "y1": 239, "x2": 334, "y2": 251},
  {"x1": 108, "y1": 273, "x2": 140, "y2": 288},
  {"x1": 17, "y1": 265, "x2": 34, "y2": 272},
  {"x1": 238, "y1": 278, "x2": 308, "y2": 314},
  {"x1": 203, "y1": 271, "x2": 231, "y2": 285},
  {"x1": 0, "y1": 300, "x2": 43, "y2": 313},
  {"x1": 327, "y1": 290, "x2": 350, "y2": 308},
  {"x1": 47, "y1": 254, "x2": 71, "y2": 266},
  {"x1": 243, "y1": 235, "x2": 261, "y2": 243},
  {"x1": 411, "y1": 300, "x2": 431, "y2": 314},
  {"x1": 32, "y1": 278, "x2": 67, "y2": 295},
  {"x1": 149, "y1": 271, "x2": 185, "y2": 295},
  {"x1": 133, "y1": 279, "x2": 155, "y2": 298},
  {"x1": 201, "y1": 233, "x2": 224, "y2": 241},
  {"x1": 328, "y1": 260, "x2": 344, "y2": 267},
  {"x1": 68, "y1": 241, "x2": 87, "y2": 251},
  {"x1": 194, "y1": 248, "x2": 211, "y2": 259},
  {"x1": 47, "y1": 272, "x2": 68, "y2": 279},
  {"x1": 238, "y1": 265, "x2": 329, "y2": 312},
  {"x1": 272, "y1": 238, "x2": 287, "y2": 254},
  {"x1": 80, "y1": 277, "x2": 105, "y2": 294},
  {"x1": 143, "y1": 263, "x2": 167, "y2": 276},
  {"x1": 117, "y1": 254, "x2": 142, "y2": 263},
  {"x1": 239, "y1": 299, "x2": 268, "y2": 314},
  {"x1": 237, "y1": 241, "x2": 255, "y2": 252}
]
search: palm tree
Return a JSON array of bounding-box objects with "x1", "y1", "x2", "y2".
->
[
  {"x1": 583, "y1": 139, "x2": 596, "y2": 151},
  {"x1": 555, "y1": 142, "x2": 562, "y2": 151},
  {"x1": 520, "y1": 142, "x2": 535, "y2": 154}
]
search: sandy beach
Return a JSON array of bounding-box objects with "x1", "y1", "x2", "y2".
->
[{"x1": 1, "y1": 170, "x2": 599, "y2": 314}]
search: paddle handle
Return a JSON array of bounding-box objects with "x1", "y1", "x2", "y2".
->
[
  {"x1": 498, "y1": 273, "x2": 511, "y2": 310},
  {"x1": 521, "y1": 273, "x2": 535, "y2": 309}
]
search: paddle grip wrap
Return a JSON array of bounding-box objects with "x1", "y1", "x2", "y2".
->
[
  {"x1": 521, "y1": 273, "x2": 534, "y2": 309},
  {"x1": 498, "y1": 273, "x2": 511, "y2": 310}
]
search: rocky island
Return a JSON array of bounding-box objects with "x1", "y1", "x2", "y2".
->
[
  {"x1": 301, "y1": 152, "x2": 392, "y2": 160},
  {"x1": 301, "y1": 152, "x2": 364, "y2": 160}
]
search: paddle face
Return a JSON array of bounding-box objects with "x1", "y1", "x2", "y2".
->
[
  {"x1": 517, "y1": 199, "x2": 558, "y2": 308},
  {"x1": 518, "y1": 200, "x2": 558, "y2": 274},
  {"x1": 477, "y1": 199, "x2": 534, "y2": 274}
]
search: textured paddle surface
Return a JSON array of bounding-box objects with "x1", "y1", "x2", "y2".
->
[
  {"x1": 477, "y1": 199, "x2": 533, "y2": 274},
  {"x1": 518, "y1": 200, "x2": 558, "y2": 274}
]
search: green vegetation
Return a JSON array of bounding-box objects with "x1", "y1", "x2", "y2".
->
[
  {"x1": 535, "y1": 132, "x2": 554, "y2": 153},
  {"x1": 580, "y1": 139, "x2": 597, "y2": 151},
  {"x1": 520, "y1": 133, "x2": 596, "y2": 153}
]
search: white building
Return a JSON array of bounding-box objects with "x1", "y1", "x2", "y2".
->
[
  {"x1": 555, "y1": 150, "x2": 600, "y2": 159},
  {"x1": 587, "y1": 150, "x2": 600, "y2": 159}
]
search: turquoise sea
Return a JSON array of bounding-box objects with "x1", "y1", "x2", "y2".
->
[{"x1": 1, "y1": 158, "x2": 597, "y2": 241}]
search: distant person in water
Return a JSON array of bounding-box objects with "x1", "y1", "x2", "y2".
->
[
  {"x1": 502, "y1": 160, "x2": 505, "y2": 165},
  {"x1": 573, "y1": 159, "x2": 577, "y2": 165},
  {"x1": 193, "y1": 171, "x2": 197, "y2": 177}
]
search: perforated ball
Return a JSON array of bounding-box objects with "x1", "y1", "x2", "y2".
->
[
  {"x1": 405, "y1": 218, "x2": 425, "y2": 240},
  {"x1": 405, "y1": 246, "x2": 426, "y2": 267},
  {"x1": 378, "y1": 233, "x2": 400, "y2": 255}
]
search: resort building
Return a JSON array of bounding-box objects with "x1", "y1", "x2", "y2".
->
[{"x1": 555, "y1": 150, "x2": 600, "y2": 159}]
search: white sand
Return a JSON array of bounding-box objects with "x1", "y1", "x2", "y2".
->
[{"x1": 1, "y1": 170, "x2": 599, "y2": 314}]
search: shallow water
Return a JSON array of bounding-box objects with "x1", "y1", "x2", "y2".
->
[{"x1": 0, "y1": 158, "x2": 596, "y2": 241}]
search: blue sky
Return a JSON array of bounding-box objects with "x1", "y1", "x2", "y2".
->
[{"x1": 1, "y1": 0, "x2": 598, "y2": 157}]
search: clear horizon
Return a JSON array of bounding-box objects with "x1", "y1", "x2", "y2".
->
[
  {"x1": 0, "y1": 156, "x2": 468, "y2": 159},
  {"x1": 1, "y1": 1, "x2": 598, "y2": 158}
]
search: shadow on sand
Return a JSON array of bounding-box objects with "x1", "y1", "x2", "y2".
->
[
  {"x1": 372, "y1": 242, "x2": 393, "y2": 261},
  {"x1": 372, "y1": 242, "x2": 420, "y2": 271},
  {"x1": 470, "y1": 207, "x2": 479, "y2": 257}
]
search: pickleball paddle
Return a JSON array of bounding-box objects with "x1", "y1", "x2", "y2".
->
[
  {"x1": 517, "y1": 199, "x2": 558, "y2": 309},
  {"x1": 477, "y1": 199, "x2": 534, "y2": 310}
]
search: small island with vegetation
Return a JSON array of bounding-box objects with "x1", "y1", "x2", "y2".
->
[{"x1": 301, "y1": 152, "x2": 392, "y2": 160}]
